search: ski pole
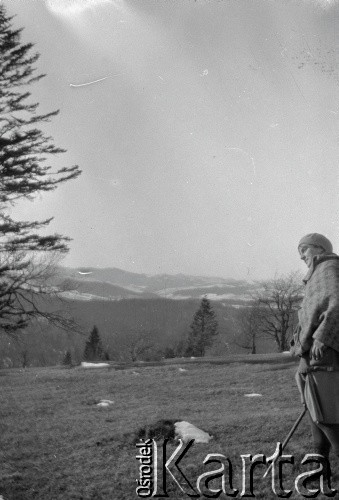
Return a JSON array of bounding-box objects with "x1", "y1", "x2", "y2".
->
[{"x1": 263, "y1": 406, "x2": 307, "y2": 478}]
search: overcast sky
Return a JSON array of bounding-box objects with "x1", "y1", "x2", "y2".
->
[{"x1": 5, "y1": 0, "x2": 339, "y2": 279}]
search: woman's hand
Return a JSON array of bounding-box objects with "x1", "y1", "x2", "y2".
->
[{"x1": 310, "y1": 339, "x2": 326, "y2": 361}]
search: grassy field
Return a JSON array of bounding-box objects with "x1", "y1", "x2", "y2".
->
[{"x1": 0, "y1": 354, "x2": 338, "y2": 499}]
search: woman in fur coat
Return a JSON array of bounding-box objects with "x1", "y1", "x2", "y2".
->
[{"x1": 291, "y1": 233, "x2": 339, "y2": 480}]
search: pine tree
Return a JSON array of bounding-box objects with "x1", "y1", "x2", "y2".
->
[
  {"x1": 185, "y1": 297, "x2": 219, "y2": 357},
  {"x1": 63, "y1": 350, "x2": 72, "y2": 366},
  {"x1": 83, "y1": 326, "x2": 104, "y2": 362},
  {"x1": 0, "y1": 5, "x2": 81, "y2": 333}
]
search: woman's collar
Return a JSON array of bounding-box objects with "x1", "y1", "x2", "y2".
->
[{"x1": 303, "y1": 253, "x2": 338, "y2": 283}]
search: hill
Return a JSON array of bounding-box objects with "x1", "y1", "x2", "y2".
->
[
  {"x1": 0, "y1": 267, "x2": 277, "y2": 368},
  {"x1": 55, "y1": 266, "x2": 258, "y2": 304},
  {"x1": 1, "y1": 354, "x2": 336, "y2": 499},
  {"x1": 1, "y1": 297, "x2": 274, "y2": 367}
]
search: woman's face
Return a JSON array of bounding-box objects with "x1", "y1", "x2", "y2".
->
[{"x1": 298, "y1": 244, "x2": 324, "y2": 268}]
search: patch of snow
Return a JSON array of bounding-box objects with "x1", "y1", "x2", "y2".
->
[
  {"x1": 244, "y1": 393, "x2": 262, "y2": 397},
  {"x1": 178, "y1": 368, "x2": 187, "y2": 372},
  {"x1": 170, "y1": 294, "x2": 193, "y2": 300},
  {"x1": 205, "y1": 293, "x2": 252, "y2": 301},
  {"x1": 175, "y1": 421, "x2": 212, "y2": 443},
  {"x1": 160, "y1": 292, "x2": 253, "y2": 301},
  {"x1": 81, "y1": 362, "x2": 110, "y2": 368},
  {"x1": 60, "y1": 291, "x2": 109, "y2": 301},
  {"x1": 282, "y1": 351, "x2": 292, "y2": 355},
  {"x1": 158, "y1": 283, "x2": 237, "y2": 295},
  {"x1": 121, "y1": 284, "x2": 144, "y2": 293},
  {"x1": 97, "y1": 399, "x2": 114, "y2": 407},
  {"x1": 132, "y1": 371, "x2": 140, "y2": 376}
]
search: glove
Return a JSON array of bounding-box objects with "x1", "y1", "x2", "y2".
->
[{"x1": 310, "y1": 339, "x2": 326, "y2": 361}]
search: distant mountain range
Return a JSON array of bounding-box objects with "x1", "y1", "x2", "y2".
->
[
  {"x1": 56, "y1": 266, "x2": 258, "y2": 305},
  {"x1": 0, "y1": 267, "x2": 275, "y2": 368}
]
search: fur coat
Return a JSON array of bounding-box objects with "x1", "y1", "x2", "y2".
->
[{"x1": 291, "y1": 254, "x2": 339, "y2": 356}]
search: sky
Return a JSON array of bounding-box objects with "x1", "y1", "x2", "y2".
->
[{"x1": 4, "y1": 0, "x2": 339, "y2": 280}]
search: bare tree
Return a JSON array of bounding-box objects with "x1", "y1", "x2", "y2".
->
[
  {"x1": 128, "y1": 331, "x2": 155, "y2": 362},
  {"x1": 254, "y1": 272, "x2": 303, "y2": 352},
  {"x1": 234, "y1": 302, "x2": 262, "y2": 354},
  {"x1": 0, "y1": 251, "x2": 77, "y2": 334},
  {"x1": 113, "y1": 329, "x2": 157, "y2": 362}
]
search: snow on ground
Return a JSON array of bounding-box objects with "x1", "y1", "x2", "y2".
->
[
  {"x1": 80, "y1": 362, "x2": 110, "y2": 368},
  {"x1": 244, "y1": 393, "x2": 262, "y2": 397},
  {"x1": 157, "y1": 283, "x2": 238, "y2": 296},
  {"x1": 97, "y1": 399, "x2": 114, "y2": 407},
  {"x1": 59, "y1": 291, "x2": 109, "y2": 301},
  {"x1": 174, "y1": 421, "x2": 212, "y2": 443},
  {"x1": 205, "y1": 293, "x2": 252, "y2": 302}
]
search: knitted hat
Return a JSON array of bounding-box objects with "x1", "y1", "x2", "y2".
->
[{"x1": 298, "y1": 233, "x2": 333, "y2": 254}]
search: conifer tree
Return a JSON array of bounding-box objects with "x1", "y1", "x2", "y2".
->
[
  {"x1": 185, "y1": 297, "x2": 219, "y2": 357},
  {"x1": 0, "y1": 5, "x2": 81, "y2": 333},
  {"x1": 83, "y1": 326, "x2": 104, "y2": 362},
  {"x1": 62, "y1": 350, "x2": 72, "y2": 366}
]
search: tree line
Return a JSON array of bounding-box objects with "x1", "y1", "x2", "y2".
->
[
  {"x1": 62, "y1": 272, "x2": 302, "y2": 367},
  {"x1": 0, "y1": 270, "x2": 303, "y2": 367},
  {"x1": 61, "y1": 296, "x2": 219, "y2": 366}
]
